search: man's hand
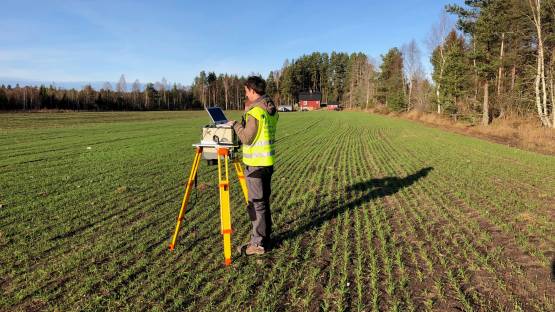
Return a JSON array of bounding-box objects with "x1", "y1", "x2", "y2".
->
[{"x1": 225, "y1": 120, "x2": 236, "y2": 127}]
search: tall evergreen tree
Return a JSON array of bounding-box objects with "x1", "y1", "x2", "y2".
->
[
  {"x1": 448, "y1": 0, "x2": 513, "y2": 124},
  {"x1": 431, "y1": 30, "x2": 471, "y2": 113},
  {"x1": 379, "y1": 48, "x2": 406, "y2": 111},
  {"x1": 266, "y1": 71, "x2": 278, "y2": 101}
]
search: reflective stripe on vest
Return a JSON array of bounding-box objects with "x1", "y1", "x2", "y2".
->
[
  {"x1": 242, "y1": 151, "x2": 275, "y2": 158},
  {"x1": 242, "y1": 106, "x2": 278, "y2": 166},
  {"x1": 250, "y1": 140, "x2": 274, "y2": 146}
]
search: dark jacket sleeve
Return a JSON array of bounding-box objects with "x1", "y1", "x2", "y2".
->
[{"x1": 233, "y1": 117, "x2": 258, "y2": 145}]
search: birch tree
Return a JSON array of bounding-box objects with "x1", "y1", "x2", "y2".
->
[
  {"x1": 427, "y1": 12, "x2": 453, "y2": 114},
  {"x1": 529, "y1": 0, "x2": 553, "y2": 127},
  {"x1": 116, "y1": 74, "x2": 127, "y2": 93},
  {"x1": 402, "y1": 39, "x2": 423, "y2": 112},
  {"x1": 223, "y1": 74, "x2": 230, "y2": 110},
  {"x1": 132, "y1": 79, "x2": 141, "y2": 109}
]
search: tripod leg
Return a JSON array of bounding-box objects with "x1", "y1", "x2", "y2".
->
[
  {"x1": 234, "y1": 160, "x2": 249, "y2": 204},
  {"x1": 218, "y1": 148, "x2": 233, "y2": 266},
  {"x1": 169, "y1": 147, "x2": 203, "y2": 251}
]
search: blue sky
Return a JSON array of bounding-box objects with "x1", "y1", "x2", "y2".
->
[{"x1": 0, "y1": 0, "x2": 462, "y2": 87}]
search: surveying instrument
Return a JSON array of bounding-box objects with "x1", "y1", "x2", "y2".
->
[{"x1": 169, "y1": 107, "x2": 248, "y2": 266}]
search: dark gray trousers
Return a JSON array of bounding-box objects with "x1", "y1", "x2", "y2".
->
[{"x1": 244, "y1": 165, "x2": 273, "y2": 247}]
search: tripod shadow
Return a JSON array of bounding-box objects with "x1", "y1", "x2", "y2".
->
[{"x1": 272, "y1": 167, "x2": 434, "y2": 248}]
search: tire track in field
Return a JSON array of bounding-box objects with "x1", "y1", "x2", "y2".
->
[
  {"x1": 274, "y1": 120, "x2": 350, "y2": 311},
  {"x1": 395, "y1": 128, "x2": 555, "y2": 259},
  {"x1": 361, "y1": 127, "x2": 485, "y2": 309},
  {"x1": 372, "y1": 126, "x2": 552, "y2": 310},
  {"x1": 359, "y1": 130, "x2": 416, "y2": 310},
  {"x1": 334, "y1": 125, "x2": 369, "y2": 312},
  {"x1": 433, "y1": 129, "x2": 555, "y2": 176},
  {"x1": 369, "y1": 130, "x2": 422, "y2": 311},
  {"x1": 342, "y1": 124, "x2": 374, "y2": 311},
  {"x1": 364, "y1": 129, "x2": 482, "y2": 310},
  {"x1": 254, "y1": 118, "x2": 350, "y2": 309},
  {"x1": 222, "y1": 119, "x2": 350, "y2": 310},
  {"x1": 374, "y1": 131, "x2": 496, "y2": 308},
  {"x1": 292, "y1": 123, "x2": 412, "y2": 310},
  {"x1": 319, "y1": 124, "x2": 359, "y2": 312},
  {"x1": 400, "y1": 132, "x2": 555, "y2": 261},
  {"x1": 405, "y1": 129, "x2": 555, "y2": 219}
]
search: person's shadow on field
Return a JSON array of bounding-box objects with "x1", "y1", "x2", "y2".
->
[{"x1": 272, "y1": 167, "x2": 434, "y2": 248}]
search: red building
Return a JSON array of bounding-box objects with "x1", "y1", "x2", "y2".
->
[{"x1": 298, "y1": 91, "x2": 322, "y2": 111}]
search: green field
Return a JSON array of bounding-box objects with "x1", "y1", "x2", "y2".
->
[{"x1": 1, "y1": 111, "x2": 554, "y2": 311}]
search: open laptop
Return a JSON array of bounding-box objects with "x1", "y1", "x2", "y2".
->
[{"x1": 206, "y1": 107, "x2": 229, "y2": 127}]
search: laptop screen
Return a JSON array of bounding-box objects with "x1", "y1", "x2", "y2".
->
[{"x1": 206, "y1": 107, "x2": 228, "y2": 124}]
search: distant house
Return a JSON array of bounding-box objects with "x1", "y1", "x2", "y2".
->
[
  {"x1": 326, "y1": 101, "x2": 340, "y2": 111},
  {"x1": 298, "y1": 91, "x2": 322, "y2": 111}
]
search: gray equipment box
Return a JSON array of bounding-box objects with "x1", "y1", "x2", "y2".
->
[{"x1": 201, "y1": 125, "x2": 238, "y2": 160}]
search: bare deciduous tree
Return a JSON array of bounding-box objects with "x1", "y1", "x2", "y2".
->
[
  {"x1": 132, "y1": 79, "x2": 141, "y2": 109},
  {"x1": 426, "y1": 12, "x2": 453, "y2": 114},
  {"x1": 223, "y1": 74, "x2": 230, "y2": 110},
  {"x1": 102, "y1": 82, "x2": 113, "y2": 91},
  {"x1": 116, "y1": 74, "x2": 127, "y2": 93},
  {"x1": 402, "y1": 39, "x2": 423, "y2": 112}
]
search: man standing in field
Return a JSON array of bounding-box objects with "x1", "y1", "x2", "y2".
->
[{"x1": 225, "y1": 76, "x2": 279, "y2": 255}]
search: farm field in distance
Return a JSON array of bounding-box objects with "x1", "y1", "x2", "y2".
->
[{"x1": 1, "y1": 111, "x2": 554, "y2": 311}]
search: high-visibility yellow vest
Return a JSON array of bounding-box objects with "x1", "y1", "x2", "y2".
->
[{"x1": 243, "y1": 106, "x2": 278, "y2": 166}]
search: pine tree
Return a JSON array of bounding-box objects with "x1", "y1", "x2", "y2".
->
[
  {"x1": 448, "y1": 0, "x2": 512, "y2": 124},
  {"x1": 431, "y1": 31, "x2": 471, "y2": 113},
  {"x1": 266, "y1": 71, "x2": 278, "y2": 102},
  {"x1": 379, "y1": 48, "x2": 406, "y2": 111},
  {"x1": 0, "y1": 88, "x2": 8, "y2": 110}
]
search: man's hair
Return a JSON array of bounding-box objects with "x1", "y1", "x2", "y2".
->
[{"x1": 244, "y1": 76, "x2": 266, "y2": 95}]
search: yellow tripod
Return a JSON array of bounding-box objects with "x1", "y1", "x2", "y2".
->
[{"x1": 169, "y1": 146, "x2": 248, "y2": 266}]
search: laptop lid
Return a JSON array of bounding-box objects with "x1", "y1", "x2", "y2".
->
[{"x1": 206, "y1": 107, "x2": 228, "y2": 125}]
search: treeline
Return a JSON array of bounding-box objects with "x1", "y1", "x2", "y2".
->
[
  {"x1": 0, "y1": 76, "x2": 198, "y2": 111},
  {"x1": 257, "y1": 0, "x2": 554, "y2": 127},
  {"x1": 253, "y1": 50, "x2": 432, "y2": 112},
  {"x1": 438, "y1": 0, "x2": 555, "y2": 127},
  {"x1": 2, "y1": 0, "x2": 554, "y2": 128},
  {"x1": 0, "y1": 74, "x2": 250, "y2": 111},
  {"x1": 258, "y1": 0, "x2": 555, "y2": 127}
]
